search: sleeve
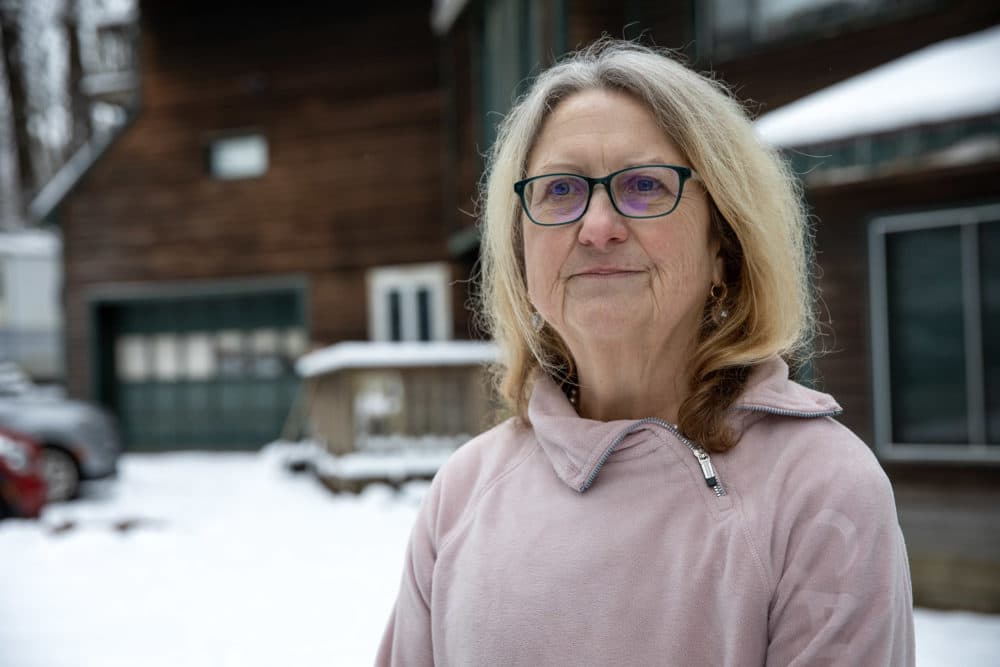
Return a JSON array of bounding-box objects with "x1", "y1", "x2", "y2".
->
[
  {"x1": 765, "y1": 454, "x2": 915, "y2": 667},
  {"x1": 374, "y1": 476, "x2": 442, "y2": 667}
]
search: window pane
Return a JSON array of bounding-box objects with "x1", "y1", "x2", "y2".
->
[
  {"x1": 712, "y1": 0, "x2": 751, "y2": 42},
  {"x1": 152, "y1": 334, "x2": 180, "y2": 381},
  {"x1": 982, "y1": 220, "x2": 1000, "y2": 443},
  {"x1": 417, "y1": 288, "x2": 432, "y2": 342},
  {"x1": 886, "y1": 226, "x2": 967, "y2": 443},
  {"x1": 217, "y1": 330, "x2": 245, "y2": 377},
  {"x1": 251, "y1": 328, "x2": 282, "y2": 377},
  {"x1": 285, "y1": 327, "x2": 307, "y2": 359},
  {"x1": 116, "y1": 335, "x2": 148, "y2": 382},
  {"x1": 388, "y1": 290, "x2": 402, "y2": 342},
  {"x1": 209, "y1": 134, "x2": 268, "y2": 180},
  {"x1": 482, "y1": 0, "x2": 530, "y2": 149},
  {"x1": 759, "y1": 0, "x2": 879, "y2": 38},
  {"x1": 186, "y1": 333, "x2": 216, "y2": 380}
]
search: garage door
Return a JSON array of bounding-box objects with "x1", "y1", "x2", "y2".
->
[{"x1": 97, "y1": 288, "x2": 306, "y2": 450}]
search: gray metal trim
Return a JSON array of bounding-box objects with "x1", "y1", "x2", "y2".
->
[
  {"x1": 961, "y1": 224, "x2": 987, "y2": 450},
  {"x1": 868, "y1": 219, "x2": 893, "y2": 456},
  {"x1": 878, "y1": 445, "x2": 1000, "y2": 464},
  {"x1": 870, "y1": 202, "x2": 1000, "y2": 235},
  {"x1": 84, "y1": 274, "x2": 309, "y2": 304}
]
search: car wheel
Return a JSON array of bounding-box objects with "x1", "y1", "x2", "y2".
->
[{"x1": 42, "y1": 447, "x2": 80, "y2": 502}]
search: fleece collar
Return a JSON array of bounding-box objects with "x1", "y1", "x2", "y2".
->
[{"x1": 527, "y1": 356, "x2": 842, "y2": 492}]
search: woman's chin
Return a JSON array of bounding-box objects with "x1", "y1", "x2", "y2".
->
[{"x1": 560, "y1": 304, "x2": 651, "y2": 342}]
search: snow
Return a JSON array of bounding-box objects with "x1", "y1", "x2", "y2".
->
[
  {"x1": 317, "y1": 449, "x2": 454, "y2": 481},
  {"x1": 0, "y1": 447, "x2": 426, "y2": 667},
  {"x1": 2, "y1": 447, "x2": 999, "y2": 666},
  {"x1": 279, "y1": 437, "x2": 459, "y2": 481},
  {"x1": 295, "y1": 340, "x2": 498, "y2": 378},
  {"x1": 755, "y1": 25, "x2": 1000, "y2": 147}
]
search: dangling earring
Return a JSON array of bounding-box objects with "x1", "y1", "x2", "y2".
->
[
  {"x1": 567, "y1": 385, "x2": 579, "y2": 407},
  {"x1": 531, "y1": 311, "x2": 544, "y2": 332},
  {"x1": 710, "y1": 283, "x2": 729, "y2": 325}
]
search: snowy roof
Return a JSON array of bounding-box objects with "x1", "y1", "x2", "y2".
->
[
  {"x1": 296, "y1": 340, "x2": 498, "y2": 377},
  {"x1": 0, "y1": 230, "x2": 61, "y2": 257},
  {"x1": 755, "y1": 25, "x2": 1000, "y2": 148}
]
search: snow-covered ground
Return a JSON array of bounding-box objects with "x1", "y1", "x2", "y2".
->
[{"x1": 2, "y1": 449, "x2": 998, "y2": 666}]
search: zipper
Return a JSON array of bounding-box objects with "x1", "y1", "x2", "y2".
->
[
  {"x1": 735, "y1": 404, "x2": 842, "y2": 419},
  {"x1": 580, "y1": 417, "x2": 726, "y2": 497}
]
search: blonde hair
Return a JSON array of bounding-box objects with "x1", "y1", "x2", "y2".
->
[{"x1": 477, "y1": 39, "x2": 815, "y2": 452}]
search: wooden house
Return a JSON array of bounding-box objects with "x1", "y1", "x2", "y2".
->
[
  {"x1": 53, "y1": 1, "x2": 474, "y2": 450},
  {"x1": 46, "y1": 0, "x2": 1000, "y2": 610},
  {"x1": 433, "y1": 0, "x2": 1000, "y2": 611}
]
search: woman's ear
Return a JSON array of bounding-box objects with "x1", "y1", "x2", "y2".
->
[{"x1": 712, "y1": 243, "x2": 725, "y2": 285}]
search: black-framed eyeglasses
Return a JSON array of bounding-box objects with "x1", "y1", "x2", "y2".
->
[{"x1": 513, "y1": 164, "x2": 696, "y2": 227}]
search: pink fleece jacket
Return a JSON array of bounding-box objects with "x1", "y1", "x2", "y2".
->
[{"x1": 376, "y1": 357, "x2": 915, "y2": 666}]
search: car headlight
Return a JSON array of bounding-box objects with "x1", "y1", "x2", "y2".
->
[{"x1": 0, "y1": 434, "x2": 30, "y2": 472}]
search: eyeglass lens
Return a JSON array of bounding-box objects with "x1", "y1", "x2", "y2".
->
[{"x1": 523, "y1": 166, "x2": 681, "y2": 224}]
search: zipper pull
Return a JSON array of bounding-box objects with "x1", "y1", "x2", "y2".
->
[{"x1": 694, "y1": 448, "x2": 718, "y2": 489}]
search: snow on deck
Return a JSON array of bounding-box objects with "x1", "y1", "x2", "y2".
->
[
  {"x1": 295, "y1": 340, "x2": 498, "y2": 378},
  {"x1": 755, "y1": 25, "x2": 1000, "y2": 147},
  {"x1": 0, "y1": 229, "x2": 60, "y2": 257}
]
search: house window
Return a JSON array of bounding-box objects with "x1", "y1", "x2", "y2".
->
[
  {"x1": 782, "y1": 114, "x2": 1000, "y2": 185},
  {"x1": 207, "y1": 133, "x2": 268, "y2": 180},
  {"x1": 869, "y1": 202, "x2": 1000, "y2": 461},
  {"x1": 480, "y1": 0, "x2": 566, "y2": 151},
  {"x1": 702, "y1": 0, "x2": 937, "y2": 59},
  {"x1": 367, "y1": 263, "x2": 452, "y2": 342}
]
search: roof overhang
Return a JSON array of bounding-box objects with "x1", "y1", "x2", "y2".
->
[{"x1": 755, "y1": 25, "x2": 1000, "y2": 148}]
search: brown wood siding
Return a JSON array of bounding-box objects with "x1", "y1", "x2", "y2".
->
[
  {"x1": 439, "y1": 11, "x2": 482, "y2": 339},
  {"x1": 60, "y1": 1, "x2": 453, "y2": 398},
  {"x1": 886, "y1": 464, "x2": 1000, "y2": 612},
  {"x1": 566, "y1": 0, "x2": 625, "y2": 49}
]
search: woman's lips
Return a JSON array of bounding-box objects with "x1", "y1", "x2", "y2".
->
[{"x1": 572, "y1": 268, "x2": 643, "y2": 278}]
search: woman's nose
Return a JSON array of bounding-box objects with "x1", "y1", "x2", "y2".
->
[{"x1": 576, "y1": 186, "x2": 629, "y2": 250}]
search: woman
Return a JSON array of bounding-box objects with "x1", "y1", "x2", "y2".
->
[{"x1": 377, "y1": 39, "x2": 914, "y2": 666}]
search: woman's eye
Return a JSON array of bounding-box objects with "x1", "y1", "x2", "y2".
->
[
  {"x1": 630, "y1": 176, "x2": 663, "y2": 193},
  {"x1": 547, "y1": 179, "x2": 574, "y2": 196}
]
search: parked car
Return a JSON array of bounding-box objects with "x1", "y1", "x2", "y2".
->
[
  {"x1": 0, "y1": 363, "x2": 121, "y2": 502},
  {"x1": 0, "y1": 427, "x2": 47, "y2": 519}
]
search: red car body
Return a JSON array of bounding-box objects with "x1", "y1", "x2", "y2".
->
[{"x1": 0, "y1": 427, "x2": 47, "y2": 519}]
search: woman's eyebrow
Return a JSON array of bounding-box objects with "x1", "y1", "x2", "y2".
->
[
  {"x1": 532, "y1": 157, "x2": 674, "y2": 174},
  {"x1": 532, "y1": 162, "x2": 585, "y2": 174}
]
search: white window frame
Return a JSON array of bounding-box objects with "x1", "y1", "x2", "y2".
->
[
  {"x1": 869, "y1": 201, "x2": 1000, "y2": 463},
  {"x1": 367, "y1": 263, "x2": 452, "y2": 342}
]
